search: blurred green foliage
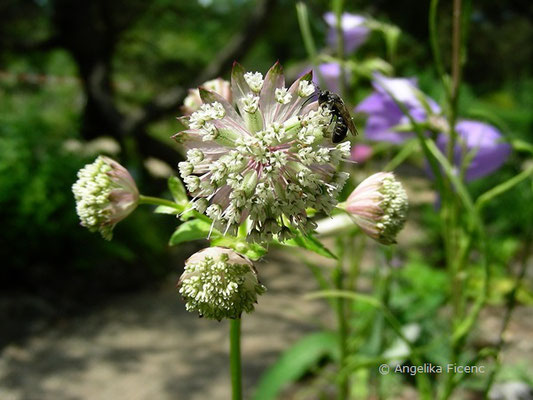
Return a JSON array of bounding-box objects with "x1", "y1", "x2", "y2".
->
[{"x1": 1, "y1": 2, "x2": 532, "y2": 373}]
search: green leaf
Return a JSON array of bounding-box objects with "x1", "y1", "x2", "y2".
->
[
  {"x1": 169, "y1": 219, "x2": 213, "y2": 246},
  {"x1": 168, "y1": 176, "x2": 188, "y2": 205},
  {"x1": 154, "y1": 205, "x2": 180, "y2": 215},
  {"x1": 211, "y1": 236, "x2": 267, "y2": 261},
  {"x1": 252, "y1": 332, "x2": 338, "y2": 400},
  {"x1": 283, "y1": 233, "x2": 337, "y2": 259}
]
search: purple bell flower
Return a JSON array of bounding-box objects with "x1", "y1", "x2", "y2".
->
[
  {"x1": 311, "y1": 62, "x2": 349, "y2": 94},
  {"x1": 355, "y1": 74, "x2": 440, "y2": 144},
  {"x1": 436, "y1": 120, "x2": 511, "y2": 181},
  {"x1": 324, "y1": 12, "x2": 370, "y2": 54}
]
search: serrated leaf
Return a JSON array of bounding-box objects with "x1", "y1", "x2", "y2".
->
[
  {"x1": 252, "y1": 332, "x2": 338, "y2": 400},
  {"x1": 169, "y1": 219, "x2": 214, "y2": 246},
  {"x1": 154, "y1": 205, "x2": 180, "y2": 215},
  {"x1": 283, "y1": 233, "x2": 337, "y2": 259},
  {"x1": 168, "y1": 176, "x2": 188, "y2": 205}
]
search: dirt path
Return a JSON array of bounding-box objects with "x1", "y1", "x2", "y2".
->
[
  {"x1": 1, "y1": 246, "x2": 531, "y2": 400},
  {"x1": 0, "y1": 251, "x2": 331, "y2": 400}
]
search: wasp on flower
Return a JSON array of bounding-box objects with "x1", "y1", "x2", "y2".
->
[{"x1": 174, "y1": 62, "x2": 352, "y2": 243}]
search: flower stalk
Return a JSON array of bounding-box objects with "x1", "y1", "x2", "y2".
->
[{"x1": 230, "y1": 318, "x2": 243, "y2": 400}]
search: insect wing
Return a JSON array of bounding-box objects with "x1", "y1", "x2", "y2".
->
[{"x1": 333, "y1": 98, "x2": 358, "y2": 136}]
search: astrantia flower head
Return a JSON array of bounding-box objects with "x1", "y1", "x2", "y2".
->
[
  {"x1": 175, "y1": 62, "x2": 351, "y2": 242},
  {"x1": 345, "y1": 172, "x2": 408, "y2": 245},
  {"x1": 178, "y1": 247, "x2": 266, "y2": 320},
  {"x1": 72, "y1": 156, "x2": 139, "y2": 240},
  {"x1": 182, "y1": 78, "x2": 232, "y2": 115}
]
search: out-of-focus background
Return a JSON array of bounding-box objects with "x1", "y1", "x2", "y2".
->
[{"x1": 1, "y1": 0, "x2": 532, "y2": 399}]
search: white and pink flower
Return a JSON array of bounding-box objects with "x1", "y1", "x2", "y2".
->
[
  {"x1": 72, "y1": 156, "x2": 139, "y2": 240},
  {"x1": 175, "y1": 62, "x2": 351, "y2": 242},
  {"x1": 345, "y1": 172, "x2": 408, "y2": 245}
]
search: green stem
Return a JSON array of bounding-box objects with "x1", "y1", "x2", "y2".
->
[
  {"x1": 334, "y1": 238, "x2": 349, "y2": 400},
  {"x1": 429, "y1": 0, "x2": 447, "y2": 88},
  {"x1": 230, "y1": 318, "x2": 242, "y2": 400},
  {"x1": 138, "y1": 194, "x2": 181, "y2": 209},
  {"x1": 475, "y1": 165, "x2": 533, "y2": 212},
  {"x1": 333, "y1": 0, "x2": 346, "y2": 97}
]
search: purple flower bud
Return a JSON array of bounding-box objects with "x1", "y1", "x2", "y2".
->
[
  {"x1": 345, "y1": 172, "x2": 408, "y2": 245},
  {"x1": 324, "y1": 12, "x2": 369, "y2": 54},
  {"x1": 351, "y1": 144, "x2": 373, "y2": 163},
  {"x1": 436, "y1": 120, "x2": 511, "y2": 181},
  {"x1": 355, "y1": 74, "x2": 440, "y2": 144}
]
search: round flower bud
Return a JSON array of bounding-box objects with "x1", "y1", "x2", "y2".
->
[
  {"x1": 72, "y1": 156, "x2": 139, "y2": 240},
  {"x1": 181, "y1": 78, "x2": 232, "y2": 115},
  {"x1": 345, "y1": 172, "x2": 408, "y2": 245},
  {"x1": 178, "y1": 247, "x2": 266, "y2": 320}
]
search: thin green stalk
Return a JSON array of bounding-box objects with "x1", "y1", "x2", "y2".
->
[
  {"x1": 475, "y1": 165, "x2": 533, "y2": 212},
  {"x1": 296, "y1": 2, "x2": 317, "y2": 60},
  {"x1": 332, "y1": 0, "x2": 346, "y2": 97},
  {"x1": 296, "y1": 2, "x2": 326, "y2": 88},
  {"x1": 138, "y1": 194, "x2": 181, "y2": 209},
  {"x1": 334, "y1": 238, "x2": 349, "y2": 400},
  {"x1": 383, "y1": 139, "x2": 417, "y2": 172},
  {"x1": 347, "y1": 234, "x2": 366, "y2": 291},
  {"x1": 429, "y1": 0, "x2": 447, "y2": 90},
  {"x1": 230, "y1": 318, "x2": 242, "y2": 400}
]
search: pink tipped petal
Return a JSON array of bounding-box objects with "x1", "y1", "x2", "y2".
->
[
  {"x1": 259, "y1": 61, "x2": 285, "y2": 126},
  {"x1": 177, "y1": 116, "x2": 190, "y2": 129}
]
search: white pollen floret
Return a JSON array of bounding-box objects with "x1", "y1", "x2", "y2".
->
[
  {"x1": 189, "y1": 102, "x2": 225, "y2": 130},
  {"x1": 187, "y1": 149, "x2": 205, "y2": 163},
  {"x1": 201, "y1": 122, "x2": 218, "y2": 141},
  {"x1": 241, "y1": 93, "x2": 260, "y2": 113},
  {"x1": 244, "y1": 72, "x2": 264, "y2": 93},
  {"x1": 178, "y1": 161, "x2": 194, "y2": 177},
  {"x1": 298, "y1": 80, "x2": 315, "y2": 97},
  {"x1": 275, "y1": 87, "x2": 292, "y2": 104}
]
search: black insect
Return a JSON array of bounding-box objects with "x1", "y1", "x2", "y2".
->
[{"x1": 317, "y1": 90, "x2": 358, "y2": 143}]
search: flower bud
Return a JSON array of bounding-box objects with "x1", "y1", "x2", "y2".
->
[
  {"x1": 181, "y1": 78, "x2": 231, "y2": 115},
  {"x1": 178, "y1": 247, "x2": 266, "y2": 320},
  {"x1": 345, "y1": 172, "x2": 408, "y2": 245},
  {"x1": 72, "y1": 156, "x2": 139, "y2": 240}
]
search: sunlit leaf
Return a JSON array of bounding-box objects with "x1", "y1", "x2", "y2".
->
[{"x1": 252, "y1": 331, "x2": 338, "y2": 400}]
